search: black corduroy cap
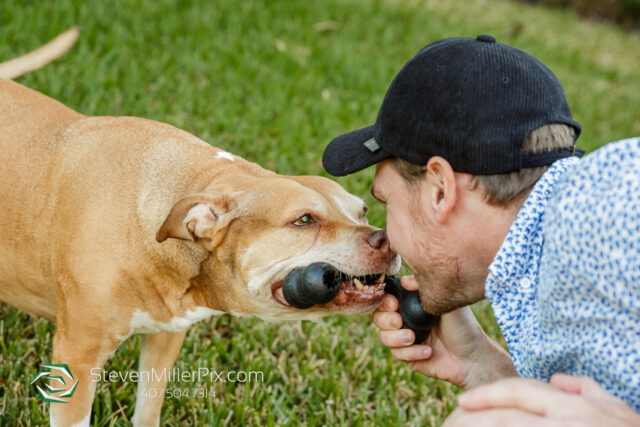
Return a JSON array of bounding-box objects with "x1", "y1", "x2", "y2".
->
[{"x1": 323, "y1": 35, "x2": 583, "y2": 176}]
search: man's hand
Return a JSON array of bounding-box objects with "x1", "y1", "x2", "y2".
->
[
  {"x1": 372, "y1": 275, "x2": 516, "y2": 389},
  {"x1": 443, "y1": 374, "x2": 640, "y2": 426}
]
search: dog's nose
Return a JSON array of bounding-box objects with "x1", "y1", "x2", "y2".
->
[{"x1": 366, "y1": 229, "x2": 390, "y2": 251}]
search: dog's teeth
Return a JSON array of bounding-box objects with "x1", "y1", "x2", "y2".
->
[
  {"x1": 377, "y1": 273, "x2": 386, "y2": 283},
  {"x1": 354, "y1": 278, "x2": 363, "y2": 289}
]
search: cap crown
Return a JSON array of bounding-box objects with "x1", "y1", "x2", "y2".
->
[{"x1": 375, "y1": 36, "x2": 581, "y2": 174}]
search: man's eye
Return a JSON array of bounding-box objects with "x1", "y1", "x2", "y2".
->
[{"x1": 293, "y1": 214, "x2": 314, "y2": 226}]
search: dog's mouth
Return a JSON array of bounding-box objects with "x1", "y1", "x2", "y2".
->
[{"x1": 271, "y1": 272, "x2": 386, "y2": 308}]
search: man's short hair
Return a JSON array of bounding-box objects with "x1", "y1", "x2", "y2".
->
[{"x1": 390, "y1": 124, "x2": 577, "y2": 207}]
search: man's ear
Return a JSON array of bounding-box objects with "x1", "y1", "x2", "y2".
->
[
  {"x1": 426, "y1": 156, "x2": 457, "y2": 224},
  {"x1": 156, "y1": 193, "x2": 237, "y2": 251}
]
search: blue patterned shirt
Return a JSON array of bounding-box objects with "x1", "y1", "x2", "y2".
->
[{"x1": 485, "y1": 137, "x2": 640, "y2": 411}]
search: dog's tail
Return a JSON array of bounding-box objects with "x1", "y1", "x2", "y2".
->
[{"x1": 0, "y1": 27, "x2": 80, "y2": 79}]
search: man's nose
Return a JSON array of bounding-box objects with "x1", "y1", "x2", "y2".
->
[{"x1": 366, "y1": 229, "x2": 393, "y2": 255}]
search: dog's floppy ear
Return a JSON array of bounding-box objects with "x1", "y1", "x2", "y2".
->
[{"x1": 156, "y1": 193, "x2": 237, "y2": 251}]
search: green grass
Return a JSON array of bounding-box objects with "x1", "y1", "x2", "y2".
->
[{"x1": 1, "y1": 0, "x2": 639, "y2": 425}]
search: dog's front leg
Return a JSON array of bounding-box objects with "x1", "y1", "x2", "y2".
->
[
  {"x1": 132, "y1": 330, "x2": 187, "y2": 427},
  {"x1": 49, "y1": 321, "x2": 123, "y2": 427}
]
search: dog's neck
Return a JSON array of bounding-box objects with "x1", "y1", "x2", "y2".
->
[{"x1": 140, "y1": 165, "x2": 271, "y2": 317}]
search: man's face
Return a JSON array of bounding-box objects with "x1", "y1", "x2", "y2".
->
[{"x1": 371, "y1": 160, "x2": 474, "y2": 315}]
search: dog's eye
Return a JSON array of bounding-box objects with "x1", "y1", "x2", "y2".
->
[
  {"x1": 361, "y1": 207, "x2": 369, "y2": 223},
  {"x1": 293, "y1": 214, "x2": 314, "y2": 226}
]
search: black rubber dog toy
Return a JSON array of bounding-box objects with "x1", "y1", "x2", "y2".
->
[
  {"x1": 282, "y1": 263, "x2": 341, "y2": 309},
  {"x1": 282, "y1": 263, "x2": 439, "y2": 343},
  {"x1": 384, "y1": 275, "x2": 439, "y2": 343}
]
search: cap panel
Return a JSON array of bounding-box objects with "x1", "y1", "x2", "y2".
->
[
  {"x1": 376, "y1": 36, "x2": 582, "y2": 174},
  {"x1": 376, "y1": 38, "x2": 475, "y2": 166}
]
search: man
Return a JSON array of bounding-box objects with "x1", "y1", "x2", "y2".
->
[{"x1": 322, "y1": 35, "x2": 640, "y2": 425}]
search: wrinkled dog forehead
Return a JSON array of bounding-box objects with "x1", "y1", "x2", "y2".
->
[
  {"x1": 289, "y1": 175, "x2": 365, "y2": 204},
  {"x1": 241, "y1": 176, "x2": 367, "y2": 223},
  {"x1": 328, "y1": 191, "x2": 367, "y2": 223},
  {"x1": 289, "y1": 176, "x2": 367, "y2": 220}
]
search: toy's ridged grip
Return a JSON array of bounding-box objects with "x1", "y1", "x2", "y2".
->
[
  {"x1": 384, "y1": 275, "x2": 439, "y2": 343},
  {"x1": 282, "y1": 263, "x2": 341, "y2": 308}
]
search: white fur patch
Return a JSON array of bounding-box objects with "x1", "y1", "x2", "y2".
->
[
  {"x1": 130, "y1": 307, "x2": 224, "y2": 334},
  {"x1": 70, "y1": 412, "x2": 91, "y2": 427},
  {"x1": 132, "y1": 381, "x2": 155, "y2": 427},
  {"x1": 331, "y1": 193, "x2": 364, "y2": 224},
  {"x1": 215, "y1": 151, "x2": 235, "y2": 161},
  {"x1": 51, "y1": 410, "x2": 91, "y2": 427}
]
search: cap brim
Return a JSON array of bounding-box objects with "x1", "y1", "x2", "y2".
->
[{"x1": 322, "y1": 126, "x2": 392, "y2": 176}]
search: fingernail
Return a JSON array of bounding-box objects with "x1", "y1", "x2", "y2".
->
[
  {"x1": 422, "y1": 347, "x2": 431, "y2": 357},
  {"x1": 402, "y1": 333, "x2": 413, "y2": 345},
  {"x1": 393, "y1": 317, "x2": 402, "y2": 328}
]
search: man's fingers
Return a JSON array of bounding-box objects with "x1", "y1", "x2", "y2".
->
[
  {"x1": 372, "y1": 311, "x2": 403, "y2": 331},
  {"x1": 457, "y1": 377, "x2": 564, "y2": 415},
  {"x1": 389, "y1": 344, "x2": 431, "y2": 361},
  {"x1": 400, "y1": 275, "x2": 419, "y2": 291},
  {"x1": 443, "y1": 407, "x2": 554, "y2": 427},
  {"x1": 550, "y1": 374, "x2": 616, "y2": 400},
  {"x1": 549, "y1": 374, "x2": 588, "y2": 394},
  {"x1": 378, "y1": 294, "x2": 399, "y2": 312},
  {"x1": 378, "y1": 329, "x2": 416, "y2": 347}
]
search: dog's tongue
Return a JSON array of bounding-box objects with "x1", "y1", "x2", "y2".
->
[{"x1": 273, "y1": 285, "x2": 288, "y2": 306}]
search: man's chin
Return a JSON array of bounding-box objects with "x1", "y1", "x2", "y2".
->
[
  {"x1": 419, "y1": 300, "x2": 464, "y2": 316},
  {"x1": 414, "y1": 275, "x2": 475, "y2": 315}
]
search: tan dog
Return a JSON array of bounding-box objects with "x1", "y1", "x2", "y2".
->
[{"x1": 0, "y1": 31, "x2": 400, "y2": 426}]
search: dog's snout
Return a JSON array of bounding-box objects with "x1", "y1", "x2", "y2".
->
[{"x1": 366, "y1": 229, "x2": 390, "y2": 251}]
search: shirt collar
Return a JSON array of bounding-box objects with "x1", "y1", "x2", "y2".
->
[{"x1": 487, "y1": 157, "x2": 580, "y2": 284}]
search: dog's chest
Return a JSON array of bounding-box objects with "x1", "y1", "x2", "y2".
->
[{"x1": 129, "y1": 307, "x2": 224, "y2": 334}]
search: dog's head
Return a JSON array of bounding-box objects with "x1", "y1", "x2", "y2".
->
[{"x1": 156, "y1": 174, "x2": 400, "y2": 320}]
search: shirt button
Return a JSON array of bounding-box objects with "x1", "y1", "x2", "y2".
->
[{"x1": 520, "y1": 278, "x2": 533, "y2": 289}]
